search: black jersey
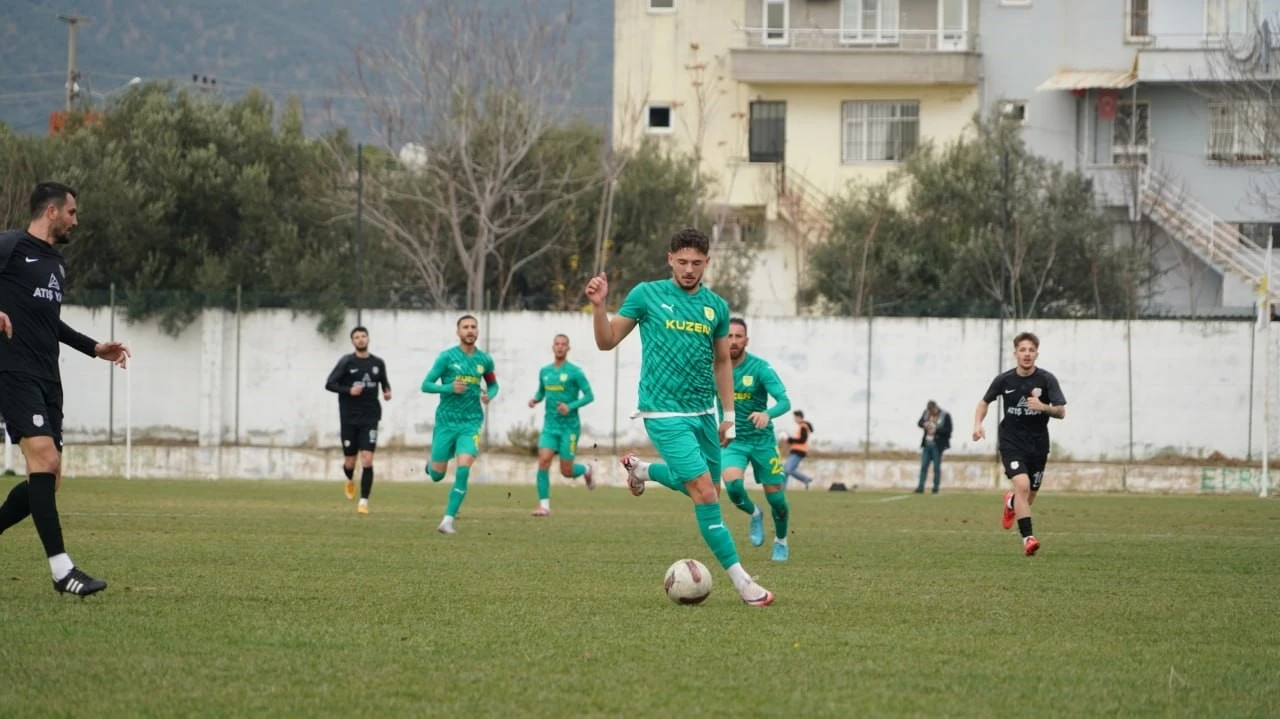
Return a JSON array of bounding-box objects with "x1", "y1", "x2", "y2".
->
[
  {"x1": 0, "y1": 230, "x2": 97, "y2": 381},
  {"x1": 982, "y1": 367, "x2": 1066, "y2": 456},
  {"x1": 325, "y1": 353, "x2": 391, "y2": 424}
]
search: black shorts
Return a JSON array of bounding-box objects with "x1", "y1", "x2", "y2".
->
[
  {"x1": 1000, "y1": 451, "x2": 1047, "y2": 491},
  {"x1": 341, "y1": 422, "x2": 378, "y2": 456},
  {"x1": 0, "y1": 372, "x2": 63, "y2": 452}
]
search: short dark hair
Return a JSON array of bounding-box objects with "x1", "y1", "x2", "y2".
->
[
  {"x1": 350, "y1": 326, "x2": 368, "y2": 338},
  {"x1": 29, "y1": 182, "x2": 77, "y2": 219},
  {"x1": 670, "y1": 227, "x2": 710, "y2": 255},
  {"x1": 553, "y1": 333, "x2": 569, "y2": 342},
  {"x1": 729, "y1": 317, "x2": 747, "y2": 332},
  {"x1": 793, "y1": 410, "x2": 804, "y2": 418},
  {"x1": 1013, "y1": 332, "x2": 1040, "y2": 349},
  {"x1": 457, "y1": 314, "x2": 477, "y2": 327}
]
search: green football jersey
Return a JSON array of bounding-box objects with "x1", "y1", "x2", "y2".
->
[
  {"x1": 731, "y1": 353, "x2": 787, "y2": 443},
  {"x1": 618, "y1": 279, "x2": 730, "y2": 414},
  {"x1": 423, "y1": 345, "x2": 496, "y2": 426},
  {"x1": 534, "y1": 361, "x2": 593, "y2": 428}
]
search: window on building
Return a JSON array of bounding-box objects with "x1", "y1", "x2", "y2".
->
[
  {"x1": 1238, "y1": 222, "x2": 1277, "y2": 248},
  {"x1": 1206, "y1": 0, "x2": 1254, "y2": 38},
  {"x1": 1112, "y1": 102, "x2": 1150, "y2": 164},
  {"x1": 648, "y1": 0, "x2": 675, "y2": 11},
  {"x1": 841, "y1": 101, "x2": 919, "y2": 163},
  {"x1": 748, "y1": 101, "x2": 786, "y2": 163},
  {"x1": 999, "y1": 100, "x2": 1028, "y2": 124},
  {"x1": 1127, "y1": 0, "x2": 1150, "y2": 39},
  {"x1": 646, "y1": 104, "x2": 673, "y2": 133},
  {"x1": 764, "y1": 0, "x2": 789, "y2": 45},
  {"x1": 841, "y1": 0, "x2": 900, "y2": 43},
  {"x1": 1208, "y1": 101, "x2": 1279, "y2": 162}
]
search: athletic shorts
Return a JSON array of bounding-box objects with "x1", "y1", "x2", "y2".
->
[
  {"x1": 0, "y1": 372, "x2": 63, "y2": 452},
  {"x1": 431, "y1": 423, "x2": 482, "y2": 464},
  {"x1": 537, "y1": 426, "x2": 580, "y2": 460},
  {"x1": 642, "y1": 414, "x2": 720, "y2": 484},
  {"x1": 722, "y1": 438, "x2": 785, "y2": 486},
  {"x1": 1001, "y1": 451, "x2": 1047, "y2": 491},
  {"x1": 340, "y1": 423, "x2": 378, "y2": 456}
]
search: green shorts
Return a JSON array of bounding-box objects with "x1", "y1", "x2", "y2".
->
[
  {"x1": 537, "y1": 426, "x2": 580, "y2": 460},
  {"x1": 430, "y1": 423, "x2": 482, "y2": 464},
  {"x1": 642, "y1": 414, "x2": 721, "y2": 484},
  {"x1": 722, "y1": 438, "x2": 785, "y2": 486}
]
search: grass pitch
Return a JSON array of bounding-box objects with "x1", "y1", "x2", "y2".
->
[{"x1": 1, "y1": 478, "x2": 1277, "y2": 717}]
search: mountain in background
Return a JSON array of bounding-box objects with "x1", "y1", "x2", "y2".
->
[{"x1": 0, "y1": 0, "x2": 612, "y2": 139}]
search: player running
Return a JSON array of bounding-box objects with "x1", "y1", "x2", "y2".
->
[
  {"x1": 527, "y1": 334, "x2": 595, "y2": 516},
  {"x1": 421, "y1": 315, "x2": 499, "y2": 535},
  {"x1": 623, "y1": 317, "x2": 793, "y2": 561},
  {"x1": 586, "y1": 227, "x2": 774, "y2": 606},
  {"x1": 324, "y1": 326, "x2": 391, "y2": 514},
  {"x1": 973, "y1": 331, "x2": 1067, "y2": 556}
]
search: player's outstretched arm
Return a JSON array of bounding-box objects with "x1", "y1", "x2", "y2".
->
[{"x1": 57, "y1": 318, "x2": 99, "y2": 358}]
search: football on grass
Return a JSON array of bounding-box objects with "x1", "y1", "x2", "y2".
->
[{"x1": 664, "y1": 559, "x2": 712, "y2": 604}]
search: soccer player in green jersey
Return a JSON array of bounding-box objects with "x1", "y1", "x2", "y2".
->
[
  {"x1": 527, "y1": 333, "x2": 596, "y2": 516},
  {"x1": 626, "y1": 317, "x2": 793, "y2": 561},
  {"x1": 420, "y1": 315, "x2": 500, "y2": 535},
  {"x1": 585, "y1": 227, "x2": 774, "y2": 606}
]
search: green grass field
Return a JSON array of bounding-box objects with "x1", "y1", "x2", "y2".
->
[{"x1": 1, "y1": 478, "x2": 1277, "y2": 718}]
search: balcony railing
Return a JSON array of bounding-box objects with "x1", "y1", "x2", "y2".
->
[{"x1": 737, "y1": 27, "x2": 978, "y2": 52}]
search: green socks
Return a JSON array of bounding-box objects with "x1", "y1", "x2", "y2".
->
[
  {"x1": 536, "y1": 469, "x2": 550, "y2": 501},
  {"x1": 445, "y1": 466, "x2": 471, "y2": 518},
  {"x1": 572, "y1": 463, "x2": 587, "y2": 478},
  {"x1": 427, "y1": 467, "x2": 446, "y2": 483},
  {"x1": 725, "y1": 479, "x2": 756, "y2": 515},
  {"x1": 646, "y1": 463, "x2": 689, "y2": 495},
  {"x1": 694, "y1": 501, "x2": 739, "y2": 570},
  {"x1": 766, "y1": 490, "x2": 789, "y2": 539}
]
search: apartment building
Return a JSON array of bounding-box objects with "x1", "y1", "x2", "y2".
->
[
  {"x1": 613, "y1": 0, "x2": 1279, "y2": 316},
  {"x1": 981, "y1": 0, "x2": 1280, "y2": 314},
  {"x1": 613, "y1": 0, "x2": 981, "y2": 315}
]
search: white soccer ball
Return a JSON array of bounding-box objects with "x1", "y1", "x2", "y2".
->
[{"x1": 663, "y1": 558, "x2": 713, "y2": 605}]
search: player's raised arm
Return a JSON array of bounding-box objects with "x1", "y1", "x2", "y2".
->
[
  {"x1": 421, "y1": 354, "x2": 450, "y2": 394},
  {"x1": 585, "y1": 272, "x2": 636, "y2": 350}
]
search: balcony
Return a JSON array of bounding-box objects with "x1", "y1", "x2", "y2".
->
[
  {"x1": 730, "y1": 27, "x2": 981, "y2": 86},
  {"x1": 1136, "y1": 31, "x2": 1280, "y2": 83}
]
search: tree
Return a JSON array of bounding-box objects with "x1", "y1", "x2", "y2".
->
[
  {"x1": 805, "y1": 115, "x2": 1146, "y2": 319},
  {"x1": 348, "y1": 0, "x2": 593, "y2": 311},
  {"x1": 43, "y1": 83, "x2": 358, "y2": 334}
]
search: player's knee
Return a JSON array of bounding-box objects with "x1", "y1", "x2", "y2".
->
[
  {"x1": 360, "y1": 453, "x2": 374, "y2": 468},
  {"x1": 687, "y1": 476, "x2": 719, "y2": 504},
  {"x1": 20, "y1": 437, "x2": 60, "y2": 474},
  {"x1": 558, "y1": 463, "x2": 575, "y2": 477}
]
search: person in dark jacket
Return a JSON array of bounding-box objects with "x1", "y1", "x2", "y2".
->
[{"x1": 916, "y1": 400, "x2": 952, "y2": 494}]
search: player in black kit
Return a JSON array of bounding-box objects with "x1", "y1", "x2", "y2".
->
[
  {"x1": 0, "y1": 182, "x2": 131, "y2": 596},
  {"x1": 972, "y1": 332, "x2": 1066, "y2": 557},
  {"x1": 325, "y1": 326, "x2": 391, "y2": 513}
]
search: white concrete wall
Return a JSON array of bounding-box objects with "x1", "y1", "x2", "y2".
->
[{"x1": 50, "y1": 307, "x2": 1280, "y2": 463}]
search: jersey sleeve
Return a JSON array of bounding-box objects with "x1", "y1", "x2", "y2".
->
[
  {"x1": 325, "y1": 356, "x2": 350, "y2": 393},
  {"x1": 378, "y1": 359, "x2": 392, "y2": 390},
  {"x1": 421, "y1": 352, "x2": 450, "y2": 393},
  {"x1": 1045, "y1": 373, "x2": 1067, "y2": 406},
  {"x1": 712, "y1": 298, "x2": 730, "y2": 340},
  {"x1": 617, "y1": 283, "x2": 647, "y2": 321},
  {"x1": 761, "y1": 365, "x2": 792, "y2": 419},
  {"x1": 982, "y1": 375, "x2": 1004, "y2": 403},
  {"x1": 569, "y1": 368, "x2": 594, "y2": 410}
]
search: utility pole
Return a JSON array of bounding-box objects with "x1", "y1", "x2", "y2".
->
[
  {"x1": 336, "y1": 144, "x2": 366, "y2": 324},
  {"x1": 58, "y1": 14, "x2": 88, "y2": 113}
]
